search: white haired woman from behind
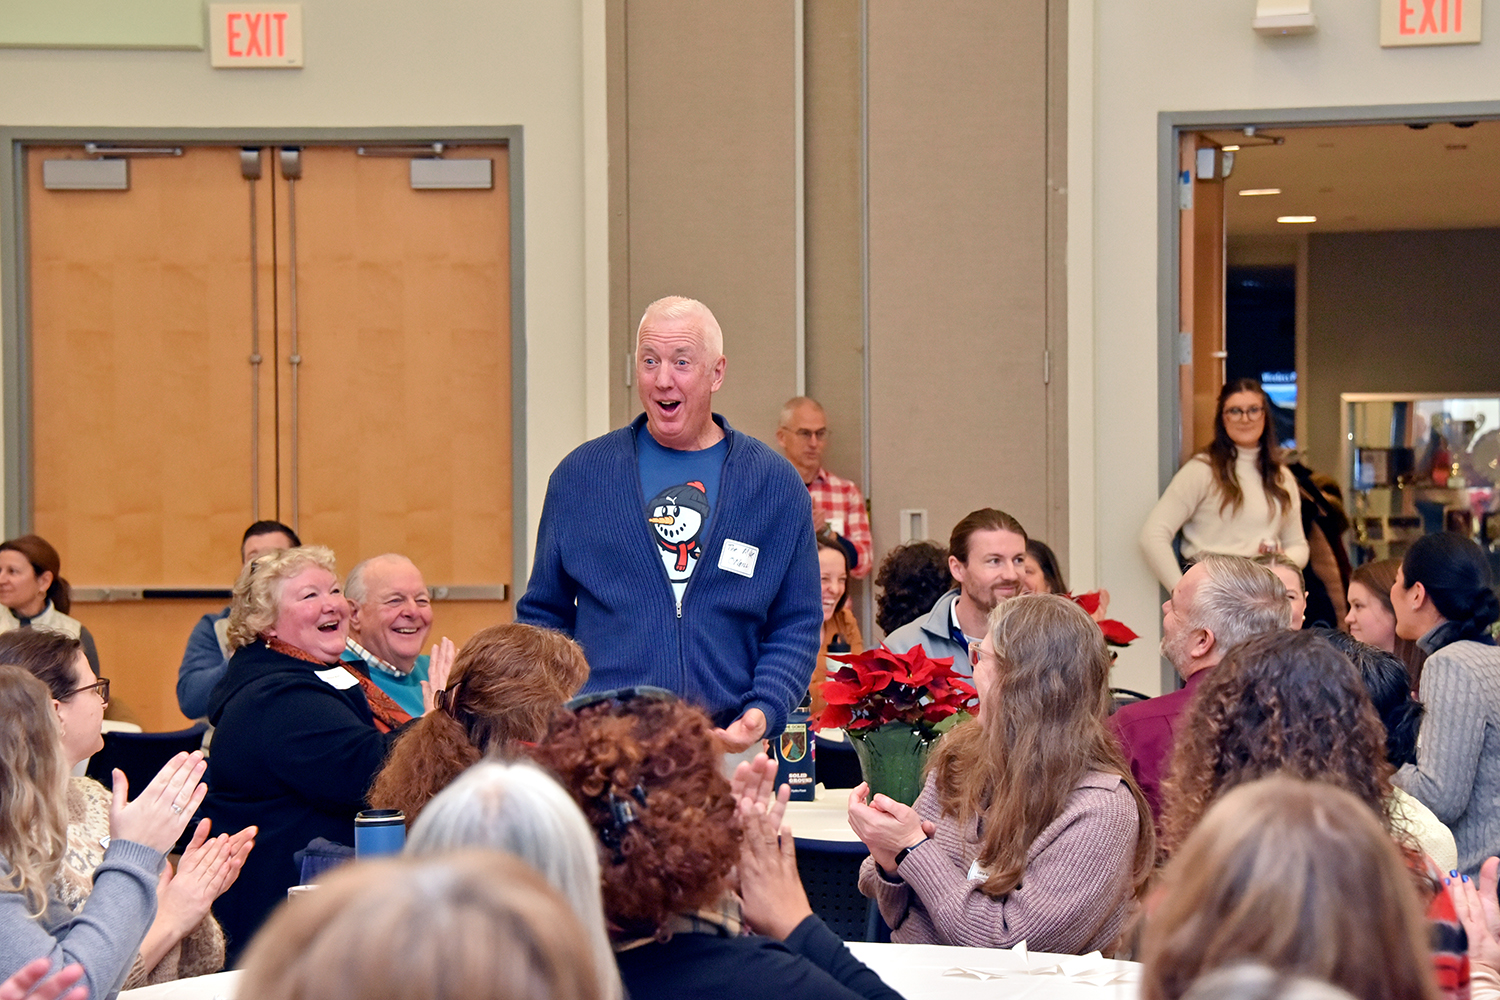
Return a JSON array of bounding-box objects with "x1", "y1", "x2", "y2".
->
[{"x1": 406, "y1": 761, "x2": 621, "y2": 1000}]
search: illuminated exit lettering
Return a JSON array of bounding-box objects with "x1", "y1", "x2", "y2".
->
[
  {"x1": 227, "y1": 12, "x2": 288, "y2": 58},
  {"x1": 210, "y1": 4, "x2": 304, "y2": 68},
  {"x1": 1381, "y1": 0, "x2": 1481, "y2": 45}
]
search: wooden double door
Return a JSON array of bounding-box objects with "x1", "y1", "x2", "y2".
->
[{"x1": 25, "y1": 143, "x2": 514, "y2": 729}]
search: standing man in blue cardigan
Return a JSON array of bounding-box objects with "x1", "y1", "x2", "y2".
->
[{"x1": 516, "y1": 296, "x2": 822, "y2": 750}]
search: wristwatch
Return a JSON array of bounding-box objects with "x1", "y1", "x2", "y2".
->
[{"x1": 893, "y1": 838, "x2": 926, "y2": 868}]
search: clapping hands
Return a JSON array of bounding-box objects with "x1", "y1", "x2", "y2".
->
[
  {"x1": 1450, "y1": 856, "x2": 1500, "y2": 973},
  {"x1": 421, "y1": 637, "x2": 456, "y2": 715},
  {"x1": 847, "y1": 782, "x2": 934, "y2": 874},
  {"x1": 1, "y1": 960, "x2": 86, "y2": 1000},
  {"x1": 109, "y1": 751, "x2": 208, "y2": 854},
  {"x1": 157, "y1": 819, "x2": 257, "y2": 937},
  {"x1": 730, "y1": 754, "x2": 813, "y2": 940}
]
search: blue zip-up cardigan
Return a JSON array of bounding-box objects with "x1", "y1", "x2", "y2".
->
[{"x1": 516, "y1": 413, "x2": 822, "y2": 736}]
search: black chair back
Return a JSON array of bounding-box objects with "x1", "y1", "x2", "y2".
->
[{"x1": 85, "y1": 723, "x2": 209, "y2": 792}]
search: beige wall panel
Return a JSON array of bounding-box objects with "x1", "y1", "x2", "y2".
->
[
  {"x1": 276, "y1": 146, "x2": 512, "y2": 593},
  {"x1": 619, "y1": 0, "x2": 799, "y2": 443},
  {"x1": 805, "y1": 0, "x2": 866, "y2": 484},
  {"x1": 867, "y1": 0, "x2": 1053, "y2": 560}
]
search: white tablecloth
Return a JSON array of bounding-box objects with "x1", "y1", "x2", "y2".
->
[
  {"x1": 848, "y1": 942, "x2": 1141, "y2": 1000},
  {"x1": 118, "y1": 943, "x2": 1140, "y2": 1000},
  {"x1": 784, "y1": 786, "x2": 862, "y2": 844},
  {"x1": 119, "y1": 970, "x2": 238, "y2": 1000}
]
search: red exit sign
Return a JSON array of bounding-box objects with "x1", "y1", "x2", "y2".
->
[
  {"x1": 1382, "y1": 0, "x2": 1481, "y2": 46},
  {"x1": 210, "y1": 4, "x2": 304, "y2": 67}
]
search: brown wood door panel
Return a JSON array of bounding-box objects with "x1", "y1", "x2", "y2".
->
[
  {"x1": 29, "y1": 146, "x2": 265, "y2": 587},
  {"x1": 273, "y1": 146, "x2": 512, "y2": 599},
  {"x1": 82, "y1": 599, "x2": 228, "y2": 729}
]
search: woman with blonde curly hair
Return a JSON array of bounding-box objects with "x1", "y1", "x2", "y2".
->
[
  {"x1": 1142, "y1": 776, "x2": 1440, "y2": 1000},
  {"x1": 532, "y1": 692, "x2": 901, "y2": 1000},
  {"x1": 851, "y1": 594, "x2": 1154, "y2": 954},
  {"x1": 238, "y1": 850, "x2": 602, "y2": 1000},
  {"x1": 1160, "y1": 630, "x2": 1469, "y2": 998},
  {"x1": 0, "y1": 666, "x2": 209, "y2": 1000},
  {"x1": 200, "y1": 546, "x2": 429, "y2": 961},
  {"x1": 369, "y1": 624, "x2": 588, "y2": 824}
]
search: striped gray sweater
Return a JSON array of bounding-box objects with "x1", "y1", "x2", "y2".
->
[{"x1": 1396, "y1": 639, "x2": 1500, "y2": 876}]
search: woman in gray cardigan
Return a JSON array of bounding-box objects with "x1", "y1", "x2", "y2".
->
[
  {"x1": 1391, "y1": 532, "x2": 1500, "y2": 877},
  {"x1": 851, "y1": 594, "x2": 1155, "y2": 954},
  {"x1": 0, "y1": 666, "x2": 208, "y2": 1000}
]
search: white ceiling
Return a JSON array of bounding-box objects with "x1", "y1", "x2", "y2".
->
[{"x1": 1208, "y1": 120, "x2": 1500, "y2": 237}]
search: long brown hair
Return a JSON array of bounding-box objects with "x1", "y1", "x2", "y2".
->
[
  {"x1": 369, "y1": 624, "x2": 589, "y2": 824},
  {"x1": 1349, "y1": 559, "x2": 1427, "y2": 691},
  {"x1": 1202, "y1": 379, "x2": 1292, "y2": 517},
  {"x1": 0, "y1": 665, "x2": 70, "y2": 916},
  {"x1": 927, "y1": 594, "x2": 1154, "y2": 898},
  {"x1": 238, "y1": 850, "x2": 602, "y2": 1000},
  {"x1": 1141, "y1": 776, "x2": 1440, "y2": 1000},
  {"x1": 0, "y1": 535, "x2": 72, "y2": 615},
  {"x1": 1159, "y1": 630, "x2": 1399, "y2": 857}
]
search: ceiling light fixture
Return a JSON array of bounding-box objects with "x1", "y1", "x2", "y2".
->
[
  {"x1": 1277, "y1": 215, "x2": 1317, "y2": 224},
  {"x1": 1222, "y1": 144, "x2": 1241, "y2": 151},
  {"x1": 1239, "y1": 188, "x2": 1282, "y2": 196}
]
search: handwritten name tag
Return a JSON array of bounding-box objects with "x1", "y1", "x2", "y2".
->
[
  {"x1": 313, "y1": 666, "x2": 361, "y2": 690},
  {"x1": 718, "y1": 539, "x2": 760, "y2": 578}
]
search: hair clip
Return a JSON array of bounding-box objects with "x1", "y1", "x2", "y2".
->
[{"x1": 598, "y1": 784, "x2": 648, "y2": 864}]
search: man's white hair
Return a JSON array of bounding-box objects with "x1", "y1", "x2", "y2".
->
[
  {"x1": 344, "y1": 553, "x2": 421, "y2": 606},
  {"x1": 635, "y1": 295, "x2": 724, "y2": 359}
]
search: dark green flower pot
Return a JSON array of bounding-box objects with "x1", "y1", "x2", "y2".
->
[{"x1": 848, "y1": 724, "x2": 936, "y2": 807}]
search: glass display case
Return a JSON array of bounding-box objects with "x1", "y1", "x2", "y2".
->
[{"x1": 1342, "y1": 392, "x2": 1500, "y2": 566}]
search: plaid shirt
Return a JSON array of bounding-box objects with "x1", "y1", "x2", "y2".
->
[{"x1": 808, "y1": 467, "x2": 873, "y2": 578}]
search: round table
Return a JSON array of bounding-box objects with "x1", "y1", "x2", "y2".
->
[{"x1": 784, "y1": 786, "x2": 861, "y2": 845}]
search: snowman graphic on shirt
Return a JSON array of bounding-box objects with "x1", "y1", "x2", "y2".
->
[{"x1": 647, "y1": 481, "x2": 710, "y2": 607}]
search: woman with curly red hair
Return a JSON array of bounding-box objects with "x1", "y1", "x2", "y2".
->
[
  {"x1": 531, "y1": 692, "x2": 901, "y2": 1000},
  {"x1": 1159, "y1": 630, "x2": 1469, "y2": 998},
  {"x1": 369, "y1": 624, "x2": 588, "y2": 824}
]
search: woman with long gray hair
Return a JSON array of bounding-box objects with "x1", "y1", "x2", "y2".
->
[{"x1": 406, "y1": 762, "x2": 621, "y2": 1000}]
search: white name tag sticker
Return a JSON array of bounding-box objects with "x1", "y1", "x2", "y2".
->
[
  {"x1": 967, "y1": 859, "x2": 990, "y2": 882},
  {"x1": 313, "y1": 666, "x2": 361, "y2": 690},
  {"x1": 719, "y1": 539, "x2": 760, "y2": 578}
]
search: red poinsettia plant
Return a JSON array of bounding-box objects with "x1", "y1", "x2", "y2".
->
[
  {"x1": 813, "y1": 644, "x2": 976, "y2": 735},
  {"x1": 1070, "y1": 591, "x2": 1139, "y2": 648}
]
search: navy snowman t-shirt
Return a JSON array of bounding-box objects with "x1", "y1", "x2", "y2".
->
[{"x1": 637, "y1": 424, "x2": 728, "y2": 611}]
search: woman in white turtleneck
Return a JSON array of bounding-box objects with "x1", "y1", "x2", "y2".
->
[{"x1": 1140, "y1": 379, "x2": 1307, "y2": 590}]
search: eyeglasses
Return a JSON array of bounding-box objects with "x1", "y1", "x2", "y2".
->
[
  {"x1": 967, "y1": 639, "x2": 985, "y2": 670},
  {"x1": 1224, "y1": 405, "x2": 1265, "y2": 421},
  {"x1": 563, "y1": 685, "x2": 677, "y2": 713},
  {"x1": 789, "y1": 428, "x2": 827, "y2": 442},
  {"x1": 62, "y1": 677, "x2": 109, "y2": 705}
]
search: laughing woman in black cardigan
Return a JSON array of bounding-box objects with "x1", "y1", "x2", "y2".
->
[{"x1": 200, "y1": 546, "x2": 446, "y2": 960}]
